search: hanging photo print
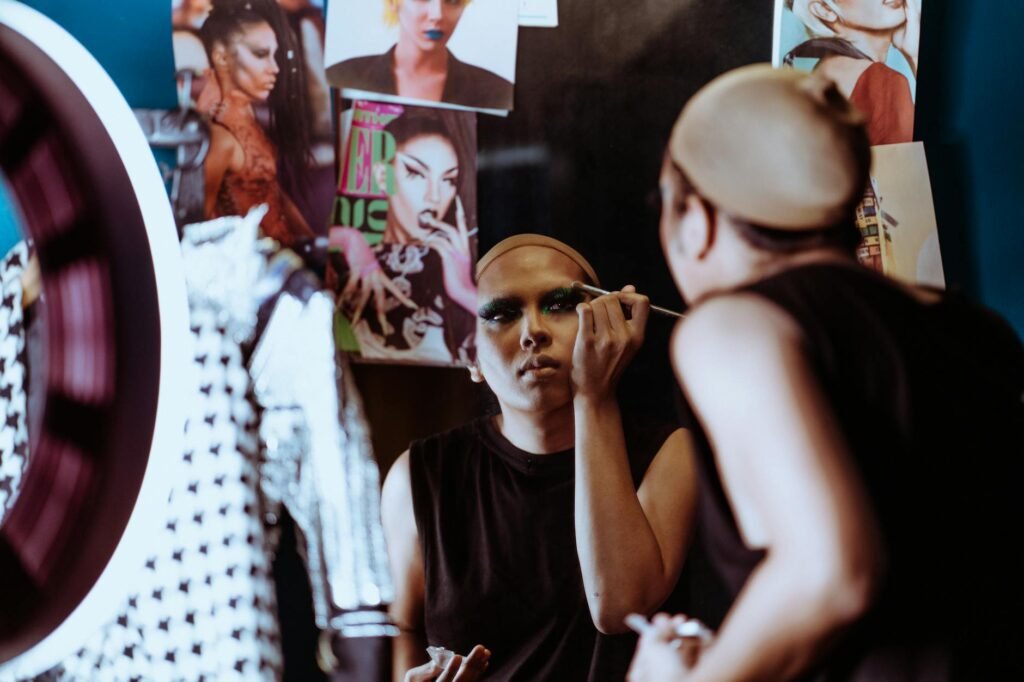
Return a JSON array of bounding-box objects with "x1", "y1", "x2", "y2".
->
[
  {"x1": 172, "y1": 0, "x2": 336, "y2": 245},
  {"x1": 854, "y1": 142, "x2": 944, "y2": 287},
  {"x1": 773, "y1": 0, "x2": 922, "y2": 146},
  {"x1": 328, "y1": 101, "x2": 478, "y2": 366},
  {"x1": 324, "y1": 0, "x2": 518, "y2": 114}
]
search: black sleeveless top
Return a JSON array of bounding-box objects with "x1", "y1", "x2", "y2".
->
[
  {"x1": 409, "y1": 415, "x2": 680, "y2": 681},
  {"x1": 682, "y1": 263, "x2": 1024, "y2": 681}
]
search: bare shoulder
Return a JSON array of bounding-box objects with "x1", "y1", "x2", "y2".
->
[
  {"x1": 673, "y1": 294, "x2": 802, "y2": 365},
  {"x1": 208, "y1": 122, "x2": 245, "y2": 169},
  {"x1": 381, "y1": 449, "x2": 413, "y2": 517}
]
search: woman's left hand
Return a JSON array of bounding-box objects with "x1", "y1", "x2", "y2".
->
[
  {"x1": 572, "y1": 285, "x2": 650, "y2": 402},
  {"x1": 627, "y1": 614, "x2": 704, "y2": 682},
  {"x1": 892, "y1": 0, "x2": 921, "y2": 76},
  {"x1": 422, "y1": 196, "x2": 477, "y2": 314}
]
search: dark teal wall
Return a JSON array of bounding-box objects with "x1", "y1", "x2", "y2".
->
[
  {"x1": 19, "y1": 0, "x2": 176, "y2": 108},
  {"x1": 2, "y1": 0, "x2": 1022, "y2": 336},
  {"x1": 915, "y1": 0, "x2": 1024, "y2": 336}
]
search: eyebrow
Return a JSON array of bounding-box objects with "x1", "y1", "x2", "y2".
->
[
  {"x1": 540, "y1": 286, "x2": 584, "y2": 306},
  {"x1": 397, "y1": 151, "x2": 458, "y2": 175},
  {"x1": 477, "y1": 287, "x2": 584, "y2": 317}
]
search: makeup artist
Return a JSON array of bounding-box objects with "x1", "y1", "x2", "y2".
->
[{"x1": 380, "y1": 234, "x2": 696, "y2": 681}]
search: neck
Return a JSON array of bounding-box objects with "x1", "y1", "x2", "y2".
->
[
  {"x1": 494, "y1": 405, "x2": 575, "y2": 455},
  {"x1": 214, "y1": 82, "x2": 256, "y2": 120},
  {"x1": 839, "y1": 27, "x2": 894, "y2": 62},
  {"x1": 394, "y1": 38, "x2": 449, "y2": 73},
  {"x1": 693, "y1": 230, "x2": 855, "y2": 304}
]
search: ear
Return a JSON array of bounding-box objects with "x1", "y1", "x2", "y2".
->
[
  {"x1": 681, "y1": 193, "x2": 716, "y2": 259},
  {"x1": 467, "y1": 363, "x2": 485, "y2": 384},
  {"x1": 808, "y1": 1, "x2": 839, "y2": 24},
  {"x1": 211, "y1": 43, "x2": 229, "y2": 68}
]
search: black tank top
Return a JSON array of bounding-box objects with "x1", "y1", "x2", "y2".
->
[
  {"x1": 409, "y1": 415, "x2": 679, "y2": 681},
  {"x1": 683, "y1": 263, "x2": 1024, "y2": 681}
]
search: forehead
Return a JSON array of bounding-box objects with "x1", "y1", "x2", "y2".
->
[
  {"x1": 478, "y1": 246, "x2": 586, "y2": 298},
  {"x1": 236, "y1": 21, "x2": 276, "y2": 44},
  {"x1": 399, "y1": 134, "x2": 457, "y2": 159}
]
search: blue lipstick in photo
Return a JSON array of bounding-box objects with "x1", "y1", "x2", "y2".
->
[{"x1": 425, "y1": 29, "x2": 444, "y2": 41}]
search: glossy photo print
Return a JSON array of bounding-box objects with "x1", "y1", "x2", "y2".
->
[
  {"x1": 172, "y1": 0, "x2": 336, "y2": 245},
  {"x1": 854, "y1": 142, "x2": 944, "y2": 287},
  {"x1": 328, "y1": 101, "x2": 478, "y2": 366},
  {"x1": 773, "y1": 0, "x2": 922, "y2": 146},
  {"x1": 324, "y1": 0, "x2": 518, "y2": 114}
]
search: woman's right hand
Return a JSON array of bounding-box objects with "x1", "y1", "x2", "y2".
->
[
  {"x1": 328, "y1": 226, "x2": 417, "y2": 335},
  {"x1": 404, "y1": 645, "x2": 490, "y2": 682}
]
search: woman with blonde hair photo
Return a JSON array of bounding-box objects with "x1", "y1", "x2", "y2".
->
[{"x1": 328, "y1": 0, "x2": 514, "y2": 111}]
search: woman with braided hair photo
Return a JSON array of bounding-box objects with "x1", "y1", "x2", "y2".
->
[{"x1": 197, "y1": 0, "x2": 316, "y2": 247}]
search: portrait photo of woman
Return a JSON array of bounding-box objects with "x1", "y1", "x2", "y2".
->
[
  {"x1": 196, "y1": 0, "x2": 317, "y2": 247},
  {"x1": 775, "y1": 0, "x2": 921, "y2": 146},
  {"x1": 325, "y1": 0, "x2": 518, "y2": 113},
  {"x1": 328, "y1": 105, "x2": 478, "y2": 366}
]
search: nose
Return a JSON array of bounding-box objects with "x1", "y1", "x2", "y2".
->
[
  {"x1": 267, "y1": 58, "x2": 280, "y2": 75},
  {"x1": 425, "y1": 177, "x2": 441, "y2": 206},
  {"x1": 519, "y1": 308, "x2": 551, "y2": 350},
  {"x1": 426, "y1": 0, "x2": 443, "y2": 20}
]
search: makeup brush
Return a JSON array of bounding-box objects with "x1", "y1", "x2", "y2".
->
[{"x1": 571, "y1": 281, "x2": 685, "y2": 320}]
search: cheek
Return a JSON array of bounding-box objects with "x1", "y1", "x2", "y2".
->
[{"x1": 392, "y1": 178, "x2": 420, "y2": 211}]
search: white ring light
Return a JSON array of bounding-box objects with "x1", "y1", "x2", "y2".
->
[{"x1": 0, "y1": 0, "x2": 190, "y2": 676}]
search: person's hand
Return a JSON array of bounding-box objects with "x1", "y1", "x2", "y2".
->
[
  {"x1": 422, "y1": 196, "x2": 477, "y2": 314},
  {"x1": 572, "y1": 285, "x2": 650, "y2": 402},
  {"x1": 404, "y1": 645, "x2": 491, "y2": 682},
  {"x1": 329, "y1": 226, "x2": 416, "y2": 335},
  {"x1": 627, "y1": 614, "x2": 706, "y2": 682},
  {"x1": 892, "y1": 0, "x2": 921, "y2": 75}
]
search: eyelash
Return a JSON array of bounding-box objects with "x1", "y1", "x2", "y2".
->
[{"x1": 478, "y1": 297, "x2": 581, "y2": 324}]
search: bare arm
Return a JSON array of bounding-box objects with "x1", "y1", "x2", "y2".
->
[
  {"x1": 572, "y1": 289, "x2": 698, "y2": 633},
  {"x1": 381, "y1": 451, "x2": 430, "y2": 682},
  {"x1": 671, "y1": 296, "x2": 883, "y2": 682},
  {"x1": 203, "y1": 123, "x2": 244, "y2": 219}
]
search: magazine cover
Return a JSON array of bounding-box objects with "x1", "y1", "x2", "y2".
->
[
  {"x1": 854, "y1": 142, "x2": 944, "y2": 287},
  {"x1": 328, "y1": 101, "x2": 478, "y2": 366},
  {"x1": 324, "y1": 0, "x2": 518, "y2": 114},
  {"x1": 773, "y1": 0, "x2": 922, "y2": 146},
  {"x1": 172, "y1": 0, "x2": 336, "y2": 245}
]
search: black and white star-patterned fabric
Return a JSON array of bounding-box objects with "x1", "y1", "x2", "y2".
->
[
  {"x1": 0, "y1": 240, "x2": 30, "y2": 524},
  {"x1": 16, "y1": 208, "x2": 391, "y2": 681},
  {"x1": 52, "y1": 219, "x2": 284, "y2": 681}
]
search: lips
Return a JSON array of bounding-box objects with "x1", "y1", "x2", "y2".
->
[
  {"x1": 424, "y1": 29, "x2": 445, "y2": 41},
  {"x1": 417, "y1": 210, "x2": 439, "y2": 230},
  {"x1": 519, "y1": 355, "x2": 560, "y2": 375}
]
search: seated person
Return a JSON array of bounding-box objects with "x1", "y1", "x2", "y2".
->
[{"x1": 381, "y1": 234, "x2": 697, "y2": 681}]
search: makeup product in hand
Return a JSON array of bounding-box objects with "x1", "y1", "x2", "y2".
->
[
  {"x1": 571, "y1": 281, "x2": 686, "y2": 319},
  {"x1": 426, "y1": 645, "x2": 456, "y2": 669},
  {"x1": 624, "y1": 613, "x2": 713, "y2": 646}
]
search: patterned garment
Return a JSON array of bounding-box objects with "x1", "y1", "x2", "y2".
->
[
  {"x1": 0, "y1": 241, "x2": 30, "y2": 525},
  {"x1": 14, "y1": 208, "x2": 391, "y2": 681}
]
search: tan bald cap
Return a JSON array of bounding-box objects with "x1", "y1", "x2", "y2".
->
[
  {"x1": 669, "y1": 64, "x2": 871, "y2": 230},
  {"x1": 476, "y1": 234, "x2": 600, "y2": 287}
]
